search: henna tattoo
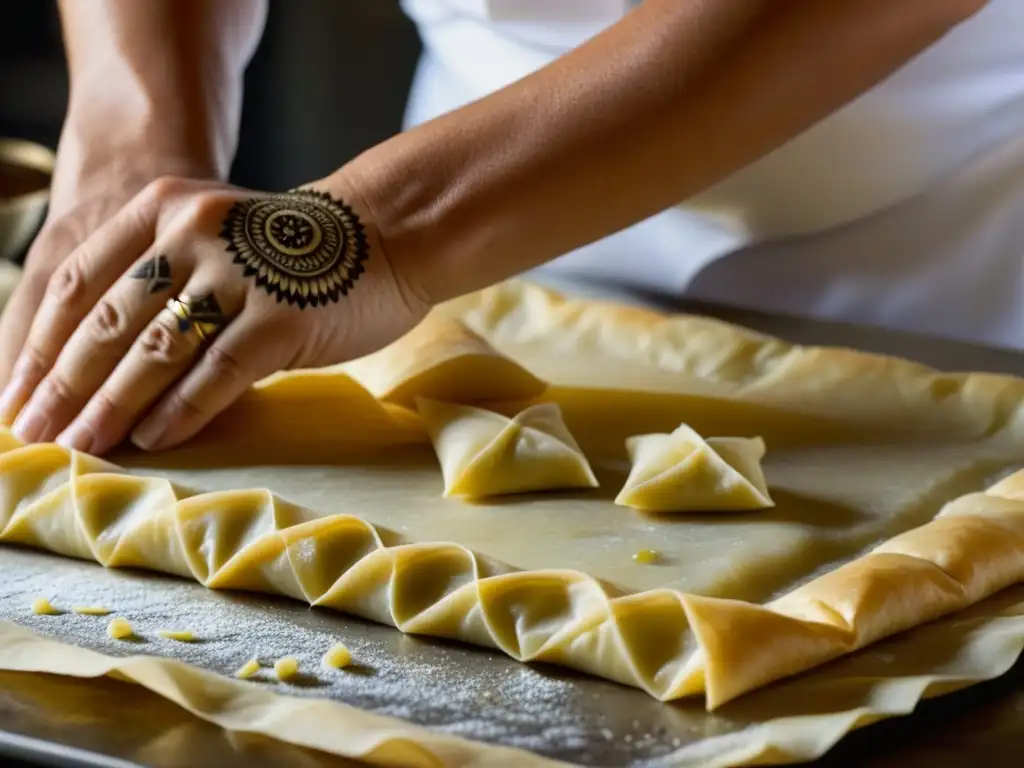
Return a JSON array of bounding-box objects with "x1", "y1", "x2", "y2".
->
[
  {"x1": 130, "y1": 255, "x2": 172, "y2": 294},
  {"x1": 220, "y1": 189, "x2": 369, "y2": 309}
]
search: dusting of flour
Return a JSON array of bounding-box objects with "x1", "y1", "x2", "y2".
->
[{"x1": 0, "y1": 548, "x2": 727, "y2": 765}]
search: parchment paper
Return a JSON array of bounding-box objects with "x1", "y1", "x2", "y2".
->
[{"x1": 0, "y1": 276, "x2": 1023, "y2": 766}]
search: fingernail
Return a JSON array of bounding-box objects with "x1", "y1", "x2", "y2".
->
[
  {"x1": 131, "y1": 416, "x2": 169, "y2": 451},
  {"x1": 11, "y1": 407, "x2": 49, "y2": 444},
  {"x1": 56, "y1": 422, "x2": 96, "y2": 454}
]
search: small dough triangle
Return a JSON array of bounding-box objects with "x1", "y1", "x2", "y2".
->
[
  {"x1": 615, "y1": 424, "x2": 773, "y2": 513},
  {"x1": 417, "y1": 399, "x2": 598, "y2": 499}
]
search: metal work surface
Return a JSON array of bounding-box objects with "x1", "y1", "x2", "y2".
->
[{"x1": 0, "y1": 299, "x2": 1022, "y2": 768}]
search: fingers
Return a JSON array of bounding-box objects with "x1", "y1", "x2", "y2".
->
[
  {"x1": 0, "y1": 193, "x2": 161, "y2": 426},
  {"x1": 56, "y1": 277, "x2": 245, "y2": 456},
  {"x1": 0, "y1": 205, "x2": 115, "y2": 390},
  {"x1": 0, "y1": 268, "x2": 51, "y2": 405},
  {"x1": 130, "y1": 313, "x2": 296, "y2": 452},
  {"x1": 10, "y1": 245, "x2": 195, "y2": 447}
]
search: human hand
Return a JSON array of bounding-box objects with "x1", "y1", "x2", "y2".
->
[
  {"x1": 0, "y1": 174, "x2": 427, "y2": 455},
  {"x1": 0, "y1": 128, "x2": 220, "y2": 395}
]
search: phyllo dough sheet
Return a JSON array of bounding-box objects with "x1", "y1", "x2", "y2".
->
[{"x1": 1, "y1": 279, "x2": 1023, "y2": 767}]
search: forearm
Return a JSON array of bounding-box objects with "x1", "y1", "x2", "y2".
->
[
  {"x1": 340, "y1": 0, "x2": 986, "y2": 305},
  {"x1": 58, "y1": 0, "x2": 268, "y2": 181}
]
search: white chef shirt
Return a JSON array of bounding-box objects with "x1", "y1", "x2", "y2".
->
[{"x1": 400, "y1": 0, "x2": 1024, "y2": 350}]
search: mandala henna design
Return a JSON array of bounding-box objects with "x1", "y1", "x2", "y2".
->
[
  {"x1": 130, "y1": 255, "x2": 172, "y2": 294},
  {"x1": 220, "y1": 189, "x2": 369, "y2": 309}
]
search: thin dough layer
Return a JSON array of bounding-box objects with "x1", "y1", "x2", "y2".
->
[
  {"x1": 1, "y1": 433, "x2": 1022, "y2": 710},
  {"x1": 343, "y1": 314, "x2": 547, "y2": 408},
  {"x1": 417, "y1": 399, "x2": 598, "y2": 498},
  {"x1": 615, "y1": 424, "x2": 774, "y2": 513}
]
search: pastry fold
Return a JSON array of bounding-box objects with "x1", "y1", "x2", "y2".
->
[
  {"x1": 417, "y1": 399, "x2": 598, "y2": 498},
  {"x1": 615, "y1": 424, "x2": 773, "y2": 513},
  {"x1": 1, "y1": 432, "x2": 1022, "y2": 711},
  {"x1": 343, "y1": 314, "x2": 546, "y2": 408}
]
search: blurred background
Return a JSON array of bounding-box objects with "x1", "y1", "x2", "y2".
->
[{"x1": 0, "y1": 0, "x2": 422, "y2": 260}]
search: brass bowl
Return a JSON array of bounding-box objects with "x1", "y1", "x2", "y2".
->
[{"x1": 0, "y1": 138, "x2": 55, "y2": 262}]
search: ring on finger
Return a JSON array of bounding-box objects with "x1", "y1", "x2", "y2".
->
[{"x1": 164, "y1": 293, "x2": 227, "y2": 343}]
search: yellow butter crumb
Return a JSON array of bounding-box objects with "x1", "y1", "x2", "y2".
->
[
  {"x1": 106, "y1": 617, "x2": 134, "y2": 640},
  {"x1": 30, "y1": 597, "x2": 60, "y2": 615},
  {"x1": 321, "y1": 642, "x2": 352, "y2": 669},
  {"x1": 71, "y1": 605, "x2": 111, "y2": 616},
  {"x1": 632, "y1": 549, "x2": 660, "y2": 565},
  {"x1": 235, "y1": 658, "x2": 261, "y2": 679},
  {"x1": 156, "y1": 629, "x2": 195, "y2": 642},
  {"x1": 274, "y1": 656, "x2": 300, "y2": 681}
]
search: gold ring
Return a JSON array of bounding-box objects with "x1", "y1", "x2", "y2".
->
[{"x1": 165, "y1": 293, "x2": 225, "y2": 343}]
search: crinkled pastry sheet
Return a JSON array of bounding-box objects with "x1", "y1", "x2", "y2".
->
[{"x1": 1, "y1": 279, "x2": 1024, "y2": 766}]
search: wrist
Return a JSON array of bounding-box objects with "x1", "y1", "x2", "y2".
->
[
  {"x1": 336, "y1": 143, "x2": 478, "y2": 309},
  {"x1": 313, "y1": 166, "x2": 435, "y2": 319}
]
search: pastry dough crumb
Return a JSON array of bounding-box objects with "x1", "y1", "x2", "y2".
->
[
  {"x1": 321, "y1": 642, "x2": 352, "y2": 669},
  {"x1": 632, "y1": 549, "x2": 660, "y2": 565},
  {"x1": 30, "y1": 597, "x2": 60, "y2": 615},
  {"x1": 71, "y1": 605, "x2": 111, "y2": 616},
  {"x1": 106, "y1": 617, "x2": 134, "y2": 640},
  {"x1": 156, "y1": 629, "x2": 195, "y2": 642},
  {"x1": 235, "y1": 658, "x2": 261, "y2": 679},
  {"x1": 274, "y1": 656, "x2": 300, "y2": 681}
]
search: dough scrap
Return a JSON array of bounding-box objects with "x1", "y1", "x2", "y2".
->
[
  {"x1": 615, "y1": 424, "x2": 774, "y2": 513},
  {"x1": 71, "y1": 606, "x2": 111, "y2": 616},
  {"x1": 30, "y1": 597, "x2": 60, "y2": 616},
  {"x1": 235, "y1": 657, "x2": 261, "y2": 679},
  {"x1": 322, "y1": 642, "x2": 352, "y2": 669},
  {"x1": 0, "y1": 434, "x2": 1021, "y2": 709},
  {"x1": 417, "y1": 399, "x2": 598, "y2": 498},
  {"x1": 274, "y1": 656, "x2": 299, "y2": 681},
  {"x1": 632, "y1": 549, "x2": 660, "y2": 565},
  {"x1": 343, "y1": 314, "x2": 547, "y2": 408},
  {"x1": 157, "y1": 629, "x2": 195, "y2": 642},
  {"x1": 106, "y1": 617, "x2": 133, "y2": 640}
]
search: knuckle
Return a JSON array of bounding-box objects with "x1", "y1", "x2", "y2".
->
[
  {"x1": 85, "y1": 388, "x2": 133, "y2": 431},
  {"x1": 143, "y1": 175, "x2": 186, "y2": 204},
  {"x1": 45, "y1": 260, "x2": 87, "y2": 306},
  {"x1": 86, "y1": 299, "x2": 128, "y2": 343},
  {"x1": 41, "y1": 371, "x2": 80, "y2": 408},
  {"x1": 203, "y1": 344, "x2": 245, "y2": 381},
  {"x1": 32, "y1": 214, "x2": 85, "y2": 255},
  {"x1": 180, "y1": 192, "x2": 227, "y2": 227},
  {"x1": 138, "y1": 319, "x2": 192, "y2": 365},
  {"x1": 164, "y1": 388, "x2": 205, "y2": 420},
  {"x1": 15, "y1": 343, "x2": 49, "y2": 380}
]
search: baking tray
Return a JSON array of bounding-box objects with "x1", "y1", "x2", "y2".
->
[{"x1": 0, "y1": 291, "x2": 1022, "y2": 768}]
